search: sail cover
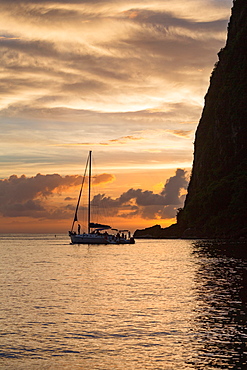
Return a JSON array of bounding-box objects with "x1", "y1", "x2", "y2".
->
[{"x1": 89, "y1": 222, "x2": 111, "y2": 230}]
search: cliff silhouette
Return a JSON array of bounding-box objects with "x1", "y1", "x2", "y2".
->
[{"x1": 135, "y1": 0, "x2": 247, "y2": 239}]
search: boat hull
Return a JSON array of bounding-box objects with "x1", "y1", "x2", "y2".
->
[{"x1": 69, "y1": 233, "x2": 135, "y2": 245}]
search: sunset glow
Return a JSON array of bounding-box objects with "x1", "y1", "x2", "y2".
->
[{"x1": 0, "y1": 0, "x2": 232, "y2": 233}]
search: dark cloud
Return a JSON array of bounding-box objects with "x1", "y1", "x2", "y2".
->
[
  {"x1": 5, "y1": 199, "x2": 45, "y2": 217},
  {"x1": 93, "y1": 173, "x2": 115, "y2": 185},
  {"x1": 0, "y1": 38, "x2": 58, "y2": 60},
  {"x1": 64, "y1": 196, "x2": 76, "y2": 201},
  {"x1": 0, "y1": 173, "x2": 82, "y2": 217},
  {"x1": 0, "y1": 169, "x2": 188, "y2": 220},
  {"x1": 167, "y1": 130, "x2": 193, "y2": 138},
  {"x1": 0, "y1": 173, "x2": 82, "y2": 202},
  {"x1": 161, "y1": 168, "x2": 188, "y2": 204},
  {"x1": 91, "y1": 168, "x2": 189, "y2": 220},
  {"x1": 0, "y1": 171, "x2": 117, "y2": 218},
  {"x1": 122, "y1": 8, "x2": 229, "y2": 32},
  {"x1": 119, "y1": 188, "x2": 166, "y2": 206}
]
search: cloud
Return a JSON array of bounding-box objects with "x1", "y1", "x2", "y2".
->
[
  {"x1": 93, "y1": 173, "x2": 115, "y2": 185},
  {"x1": 5, "y1": 199, "x2": 45, "y2": 218},
  {"x1": 64, "y1": 196, "x2": 76, "y2": 201},
  {"x1": 166, "y1": 129, "x2": 193, "y2": 138},
  {"x1": 0, "y1": 172, "x2": 116, "y2": 218},
  {"x1": 161, "y1": 168, "x2": 188, "y2": 204},
  {"x1": 0, "y1": 169, "x2": 188, "y2": 221},
  {"x1": 61, "y1": 135, "x2": 144, "y2": 147},
  {"x1": 0, "y1": 173, "x2": 81, "y2": 217},
  {"x1": 0, "y1": 0, "x2": 230, "y2": 118},
  {"x1": 108, "y1": 135, "x2": 144, "y2": 144},
  {"x1": 91, "y1": 168, "x2": 189, "y2": 220},
  {"x1": 0, "y1": 0, "x2": 232, "y2": 182},
  {"x1": 0, "y1": 173, "x2": 82, "y2": 202}
]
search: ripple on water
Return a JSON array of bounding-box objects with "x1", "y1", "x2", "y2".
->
[{"x1": 0, "y1": 236, "x2": 247, "y2": 369}]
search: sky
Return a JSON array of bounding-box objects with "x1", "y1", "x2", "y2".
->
[{"x1": 0, "y1": 0, "x2": 233, "y2": 234}]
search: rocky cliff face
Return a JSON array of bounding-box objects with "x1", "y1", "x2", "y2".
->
[
  {"x1": 177, "y1": 0, "x2": 247, "y2": 238},
  {"x1": 135, "y1": 0, "x2": 247, "y2": 239}
]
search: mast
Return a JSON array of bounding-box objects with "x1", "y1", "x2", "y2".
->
[
  {"x1": 88, "y1": 150, "x2": 92, "y2": 234},
  {"x1": 70, "y1": 152, "x2": 90, "y2": 233}
]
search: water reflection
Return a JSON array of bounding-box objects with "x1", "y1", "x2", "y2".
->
[
  {"x1": 190, "y1": 240, "x2": 247, "y2": 369},
  {"x1": 1, "y1": 236, "x2": 247, "y2": 369}
]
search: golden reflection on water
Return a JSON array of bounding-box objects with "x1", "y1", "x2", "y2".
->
[{"x1": 0, "y1": 235, "x2": 246, "y2": 369}]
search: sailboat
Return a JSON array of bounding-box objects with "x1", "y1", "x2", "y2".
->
[{"x1": 69, "y1": 151, "x2": 135, "y2": 244}]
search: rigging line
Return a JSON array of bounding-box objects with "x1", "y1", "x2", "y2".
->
[{"x1": 71, "y1": 152, "x2": 90, "y2": 232}]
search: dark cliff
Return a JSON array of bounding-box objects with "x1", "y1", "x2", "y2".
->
[{"x1": 135, "y1": 0, "x2": 247, "y2": 239}]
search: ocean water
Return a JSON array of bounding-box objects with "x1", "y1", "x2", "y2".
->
[{"x1": 0, "y1": 235, "x2": 246, "y2": 369}]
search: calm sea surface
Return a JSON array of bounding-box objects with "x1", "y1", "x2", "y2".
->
[{"x1": 0, "y1": 235, "x2": 246, "y2": 369}]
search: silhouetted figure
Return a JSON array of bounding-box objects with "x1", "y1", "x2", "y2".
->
[{"x1": 78, "y1": 224, "x2": 81, "y2": 234}]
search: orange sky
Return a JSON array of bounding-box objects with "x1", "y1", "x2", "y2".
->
[{"x1": 0, "y1": 0, "x2": 232, "y2": 233}]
